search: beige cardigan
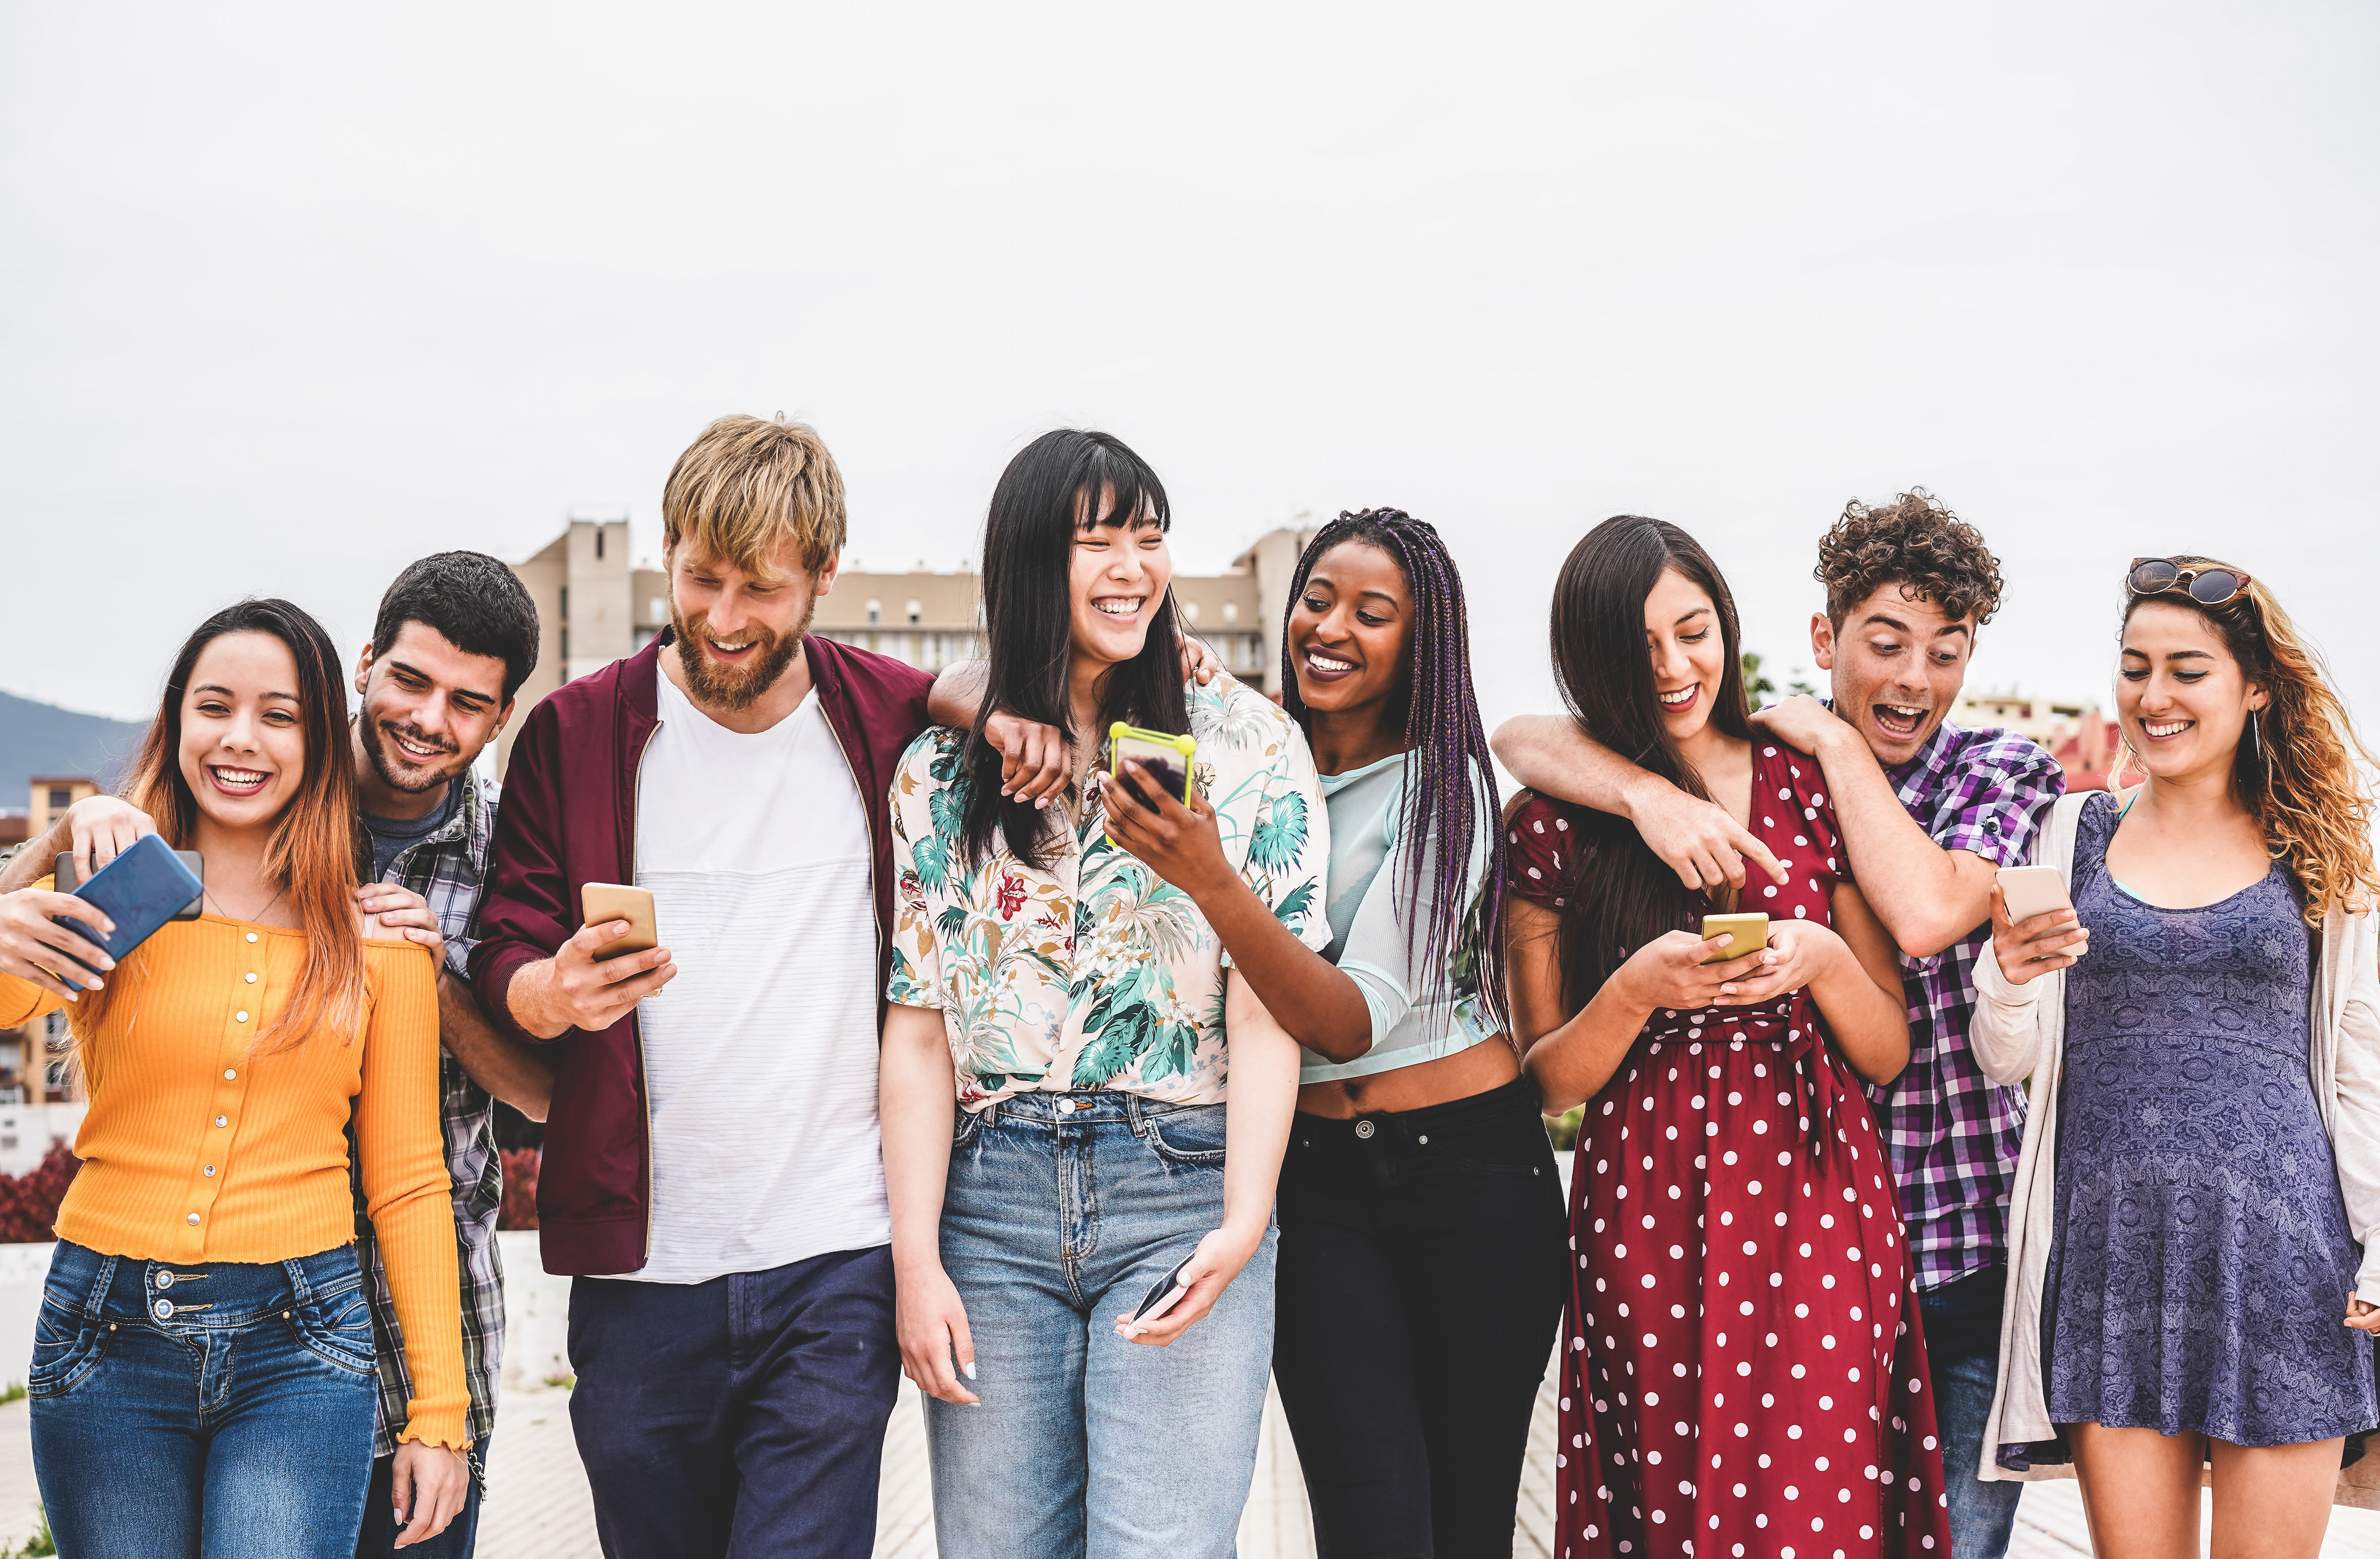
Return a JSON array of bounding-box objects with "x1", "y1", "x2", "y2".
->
[{"x1": 1968, "y1": 790, "x2": 2380, "y2": 1501}]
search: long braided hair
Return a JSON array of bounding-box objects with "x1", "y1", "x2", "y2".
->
[{"x1": 1280, "y1": 510, "x2": 1510, "y2": 1034}]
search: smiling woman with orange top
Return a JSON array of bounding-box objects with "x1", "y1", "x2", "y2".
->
[{"x1": 0, "y1": 598, "x2": 464, "y2": 1556}]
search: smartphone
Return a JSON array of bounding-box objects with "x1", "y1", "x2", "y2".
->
[
  {"x1": 51, "y1": 834, "x2": 208, "y2": 977},
  {"x1": 1128, "y1": 1254, "x2": 1196, "y2": 1333},
  {"x1": 1996, "y1": 865, "x2": 2075, "y2": 926},
  {"x1": 580, "y1": 883, "x2": 659, "y2": 961},
  {"x1": 1107, "y1": 723, "x2": 1197, "y2": 809},
  {"x1": 1700, "y1": 912, "x2": 1770, "y2": 964},
  {"x1": 55, "y1": 848, "x2": 204, "y2": 922}
]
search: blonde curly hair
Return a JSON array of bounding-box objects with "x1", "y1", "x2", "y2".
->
[{"x1": 2118, "y1": 558, "x2": 2378, "y2": 923}]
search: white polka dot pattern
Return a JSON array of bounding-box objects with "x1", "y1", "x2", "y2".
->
[{"x1": 1512, "y1": 747, "x2": 1951, "y2": 1558}]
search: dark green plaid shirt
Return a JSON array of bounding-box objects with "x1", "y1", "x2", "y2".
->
[{"x1": 353, "y1": 766, "x2": 504, "y2": 1459}]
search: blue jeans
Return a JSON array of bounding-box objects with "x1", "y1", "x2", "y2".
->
[
  {"x1": 29, "y1": 1238, "x2": 379, "y2": 1559},
  {"x1": 926, "y1": 1093, "x2": 1277, "y2": 1559},
  {"x1": 355, "y1": 1434, "x2": 490, "y2": 1557},
  {"x1": 568, "y1": 1244, "x2": 900, "y2": 1559},
  {"x1": 1921, "y1": 1262, "x2": 2023, "y2": 1559}
]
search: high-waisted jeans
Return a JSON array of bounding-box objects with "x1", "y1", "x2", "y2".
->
[
  {"x1": 29, "y1": 1237, "x2": 379, "y2": 1559},
  {"x1": 923, "y1": 1091, "x2": 1277, "y2": 1559},
  {"x1": 1271, "y1": 1077, "x2": 1569, "y2": 1559}
]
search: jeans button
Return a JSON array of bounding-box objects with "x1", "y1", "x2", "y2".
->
[
  {"x1": 1353, "y1": 1119, "x2": 1375, "y2": 1140},
  {"x1": 155, "y1": 1271, "x2": 173, "y2": 1290},
  {"x1": 153, "y1": 1298, "x2": 173, "y2": 1320}
]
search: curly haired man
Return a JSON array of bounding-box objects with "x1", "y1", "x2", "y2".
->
[{"x1": 1494, "y1": 490, "x2": 2063, "y2": 1559}]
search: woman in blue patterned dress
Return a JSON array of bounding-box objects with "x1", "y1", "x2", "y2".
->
[
  {"x1": 1976, "y1": 557, "x2": 2380, "y2": 1556},
  {"x1": 875, "y1": 429, "x2": 1331, "y2": 1559}
]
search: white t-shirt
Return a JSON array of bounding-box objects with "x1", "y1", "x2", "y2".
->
[{"x1": 611, "y1": 667, "x2": 889, "y2": 1282}]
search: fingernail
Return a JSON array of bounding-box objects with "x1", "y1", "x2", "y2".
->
[
  {"x1": 962, "y1": 1362, "x2": 976, "y2": 1380},
  {"x1": 103, "y1": 921, "x2": 117, "y2": 935},
  {"x1": 100, "y1": 957, "x2": 116, "y2": 971}
]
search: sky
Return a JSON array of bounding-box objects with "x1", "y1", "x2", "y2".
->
[{"x1": 4, "y1": 1, "x2": 2376, "y2": 744}]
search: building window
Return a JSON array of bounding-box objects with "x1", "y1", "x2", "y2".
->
[
  {"x1": 633, "y1": 627, "x2": 658, "y2": 651},
  {"x1": 561, "y1": 628, "x2": 570, "y2": 662},
  {"x1": 650, "y1": 597, "x2": 667, "y2": 623},
  {"x1": 1222, "y1": 602, "x2": 1238, "y2": 624},
  {"x1": 560, "y1": 587, "x2": 569, "y2": 623},
  {"x1": 595, "y1": 529, "x2": 605, "y2": 559},
  {"x1": 1183, "y1": 601, "x2": 1201, "y2": 623},
  {"x1": 47, "y1": 788, "x2": 71, "y2": 811},
  {"x1": 907, "y1": 600, "x2": 923, "y2": 625},
  {"x1": 867, "y1": 599, "x2": 882, "y2": 624}
]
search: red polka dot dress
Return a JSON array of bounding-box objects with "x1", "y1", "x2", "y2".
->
[{"x1": 1510, "y1": 742, "x2": 1951, "y2": 1559}]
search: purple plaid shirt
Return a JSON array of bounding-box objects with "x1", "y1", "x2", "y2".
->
[{"x1": 1856, "y1": 719, "x2": 2064, "y2": 1291}]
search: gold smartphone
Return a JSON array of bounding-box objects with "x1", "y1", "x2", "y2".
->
[
  {"x1": 1700, "y1": 912, "x2": 1770, "y2": 963},
  {"x1": 580, "y1": 883, "x2": 658, "y2": 961}
]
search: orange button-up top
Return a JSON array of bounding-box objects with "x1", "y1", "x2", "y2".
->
[{"x1": 0, "y1": 894, "x2": 467, "y2": 1450}]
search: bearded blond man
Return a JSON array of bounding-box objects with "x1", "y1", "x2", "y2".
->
[{"x1": 470, "y1": 416, "x2": 933, "y2": 1558}]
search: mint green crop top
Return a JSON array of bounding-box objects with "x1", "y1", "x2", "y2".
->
[{"x1": 1299, "y1": 752, "x2": 1499, "y2": 1084}]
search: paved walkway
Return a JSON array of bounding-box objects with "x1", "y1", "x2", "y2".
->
[{"x1": 1, "y1": 1379, "x2": 2376, "y2": 1556}]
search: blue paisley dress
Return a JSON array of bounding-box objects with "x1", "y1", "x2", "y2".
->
[{"x1": 2042, "y1": 793, "x2": 2376, "y2": 1445}]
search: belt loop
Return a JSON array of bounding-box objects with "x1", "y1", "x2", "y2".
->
[
  {"x1": 1123, "y1": 1093, "x2": 1146, "y2": 1137},
  {"x1": 82, "y1": 1252, "x2": 119, "y2": 1315},
  {"x1": 980, "y1": 1097, "x2": 1000, "y2": 1131},
  {"x1": 284, "y1": 1254, "x2": 314, "y2": 1306}
]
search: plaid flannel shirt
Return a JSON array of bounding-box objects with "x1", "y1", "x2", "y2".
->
[
  {"x1": 354, "y1": 766, "x2": 505, "y2": 1458},
  {"x1": 1857, "y1": 720, "x2": 2064, "y2": 1292}
]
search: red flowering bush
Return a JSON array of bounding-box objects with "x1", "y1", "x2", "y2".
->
[
  {"x1": 0, "y1": 1143, "x2": 83, "y2": 1243},
  {"x1": 498, "y1": 1148, "x2": 540, "y2": 1231}
]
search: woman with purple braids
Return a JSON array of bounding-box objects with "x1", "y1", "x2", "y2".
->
[{"x1": 1105, "y1": 510, "x2": 1567, "y2": 1556}]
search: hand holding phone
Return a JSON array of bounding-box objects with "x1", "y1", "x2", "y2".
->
[
  {"x1": 1124, "y1": 1255, "x2": 1195, "y2": 1337},
  {"x1": 509, "y1": 885, "x2": 677, "y2": 1039},
  {"x1": 1699, "y1": 913, "x2": 1769, "y2": 964},
  {"x1": 1991, "y1": 865, "x2": 2087, "y2": 986}
]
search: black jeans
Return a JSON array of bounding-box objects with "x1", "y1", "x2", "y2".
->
[
  {"x1": 566, "y1": 1244, "x2": 900, "y2": 1559},
  {"x1": 1272, "y1": 1077, "x2": 1569, "y2": 1559}
]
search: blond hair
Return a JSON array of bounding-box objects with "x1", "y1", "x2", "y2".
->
[
  {"x1": 661, "y1": 415, "x2": 846, "y2": 578},
  {"x1": 2118, "y1": 558, "x2": 2379, "y2": 923}
]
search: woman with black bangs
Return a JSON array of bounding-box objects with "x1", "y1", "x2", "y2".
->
[{"x1": 877, "y1": 429, "x2": 1330, "y2": 1559}]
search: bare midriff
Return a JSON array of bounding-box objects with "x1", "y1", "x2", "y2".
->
[{"x1": 1293, "y1": 1031, "x2": 1524, "y2": 1119}]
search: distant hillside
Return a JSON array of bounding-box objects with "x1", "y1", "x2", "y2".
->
[{"x1": 0, "y1": 690, "x2": 147, "y2": 805}]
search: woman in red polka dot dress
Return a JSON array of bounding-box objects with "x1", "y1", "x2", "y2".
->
[{"x1": 1505, "y1": 517, "x2": 1951, "y2": 1559}]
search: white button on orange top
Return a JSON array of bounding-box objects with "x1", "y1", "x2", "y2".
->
[
  {"x1": 223, "y1": 1070, "x2": 236, "y2": 1081},
  {"x1": 245, "y1": 932, "x2": 259, "y2": 943},
  {"x1": 186, "y1": 1213, "x2": 200, "y2": 1226},
  {"x1": 234, "y1": 1012, "x2": 249, "y2": 1023},
  {"x1": 214, "y1": 1115, "x2": 227, "y2": 1128},
  {"x1": 244, "y1": 973, "x2": 257, "y2": 984}
]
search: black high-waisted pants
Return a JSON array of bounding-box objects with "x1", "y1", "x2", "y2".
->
[{"x1": 1271, "y1": 1076, "x2": 1569, "y2": 1559}]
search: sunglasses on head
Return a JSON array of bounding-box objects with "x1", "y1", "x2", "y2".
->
[{"x1": 2127, "y1": 557, "x2": 2251, "y2": 606}]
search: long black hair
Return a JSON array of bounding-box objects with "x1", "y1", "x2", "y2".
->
[
  {"x1": 1281, "y1": 510, "x2": 1509, "y2": 1034},
  {"x1": 1545, "y1": 516, "x2": 1754, "y2": 1006},
  {"x1": 960, "y1": 429, "x2": 1189, "y2": 869}
]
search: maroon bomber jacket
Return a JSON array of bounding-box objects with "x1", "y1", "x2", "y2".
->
[{"x1": 468, "y1": 627, "x2": 934, "y2": 1276}]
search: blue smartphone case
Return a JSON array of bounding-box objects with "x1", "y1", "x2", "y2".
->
[{"x1": 54, "y1": 833, "x2": 207, "y2": 977}]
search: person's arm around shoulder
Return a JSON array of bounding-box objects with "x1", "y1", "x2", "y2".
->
[
  {"x1": 351, "y1": 943, "x2": 473, "y2": 1546},
  {"x1": 1492, "y1": 714, "x2": 1785, "y2": 895},
  {"x1": 1114, "y1": 970, "x2": 1296, "y2": 1347}
]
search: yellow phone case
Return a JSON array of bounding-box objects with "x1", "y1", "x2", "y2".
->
[
  {"x1": 1105, "y1": 723, "x2": 1197, "y2": 845},
  {"x1": 1700, "y1": 912, "x2": 1769, "y2": 963}
]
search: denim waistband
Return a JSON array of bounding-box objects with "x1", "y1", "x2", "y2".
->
[
  {"x1": 973, "y1": 1090, "x2": 1215, "y2": 1129},
  {"x1": 48, "y1": 1237, "x2": 363, "y2": 1327},
  {"x1": 1293, "y1": 1076, "x2": 1543, "y2": 1150}
]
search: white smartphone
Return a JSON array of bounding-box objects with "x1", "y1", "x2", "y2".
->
[
  {"x1": 1995, "y1": 865, "x2": 2074, "y2": 925},
  {"x1": 1126, "y1": 1255, "x2": 1195, "y2": 1335}
]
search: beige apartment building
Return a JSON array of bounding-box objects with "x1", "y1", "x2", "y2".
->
[{"x1": 499, "y1": 517, "x2": 1321, "y2": 775}]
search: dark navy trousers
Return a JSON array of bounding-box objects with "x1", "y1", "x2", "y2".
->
[{"x1": 567, "y1": 1244, "x2": 900, "y2": 1559}]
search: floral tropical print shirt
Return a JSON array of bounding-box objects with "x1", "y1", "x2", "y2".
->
[{"x1": 887, "y1": 672, "x2": 1331, "y2": 1110}]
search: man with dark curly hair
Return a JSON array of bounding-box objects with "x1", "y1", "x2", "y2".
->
[{"x1": 1493, "y1": 489, "x2": 2063, "y2": 1559}]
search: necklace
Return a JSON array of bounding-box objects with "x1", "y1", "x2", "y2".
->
[{"x1": 207, "y1": 881, "x2": 290, "y2": 926}]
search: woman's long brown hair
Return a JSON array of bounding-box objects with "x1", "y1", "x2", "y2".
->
[
  {"x1": 84, "y1": 598, "x2": 367, "y2": 1051},
  {"x1": 2118, "y1": 558, "x2": 2378, "y2": 924}
]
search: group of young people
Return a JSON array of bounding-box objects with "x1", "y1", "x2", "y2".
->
[{"x1": 0, "y1": 413, "x2": 2371, "y2": 1559}]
